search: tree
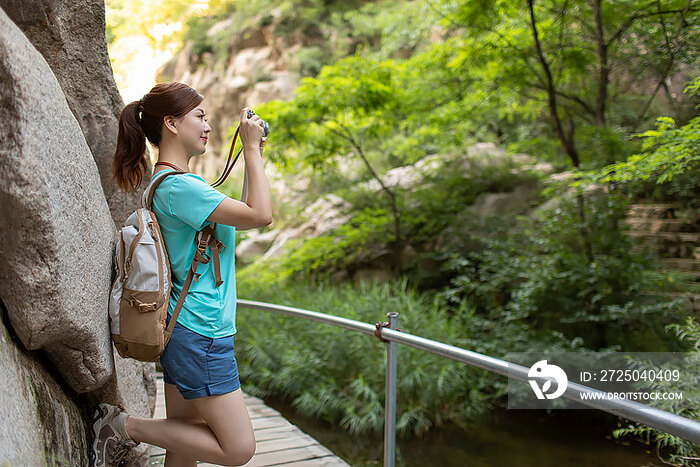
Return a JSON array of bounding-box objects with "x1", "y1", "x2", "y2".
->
[{"x1": 258, "y1": 54, "x2": 410, "y2": 274}]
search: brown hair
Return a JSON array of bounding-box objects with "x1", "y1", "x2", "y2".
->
[{"x1": 112, "y1": 81, "x2": 204, "y2": 192}]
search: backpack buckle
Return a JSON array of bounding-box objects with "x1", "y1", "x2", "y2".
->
[
  {"x1": 138, "y1": 302, "x2": 157, "y2": 312},
  {"x1": 197, "y1": 238, "x2": 208, "y2": 253}
]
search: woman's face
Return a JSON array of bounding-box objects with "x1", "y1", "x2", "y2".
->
[{"x1": 172, "y1": 104, "x2": 211, "y2": 156}]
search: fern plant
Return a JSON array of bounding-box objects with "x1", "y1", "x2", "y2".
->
[{"x1": 612, "y1": 317, "x2": 700, "y2": 466}]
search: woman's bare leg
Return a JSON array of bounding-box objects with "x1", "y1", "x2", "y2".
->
[
  {"x1": 125, "y1": 386, "x2": 256, "y2": 466},
  {"x1": 163, "y1": 382, "x2": 200, "y2": 467}
]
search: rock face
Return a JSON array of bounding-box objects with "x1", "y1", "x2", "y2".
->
[
  {"x1": 0, "y1": 4, "x2": 154, "y2": 465},
  {"x1": 0, "y1": 2, "x2": 116, "y2": 396},
  {"x1": 236, "y1": 229, "x2": 281, "y2": 265},
  {"x1": 237, "y1": 194, "x2": 353, "y2": 263},
  {"x1": 623, "y1": 203, "x2": 700, "y2": 313},
  {"x1": 0, "y1": 304, "x2": 89, "y2": 466},
  {"x1": 0, "y1": 0, "x2": 150, "y2": 228},
  {"x1": 157, "y1": 10, "x2": 308, "y2": 182}
]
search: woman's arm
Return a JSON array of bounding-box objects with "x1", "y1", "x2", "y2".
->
[{"x1": 206, "y1": 108, "x2": 273, "y2": 230}]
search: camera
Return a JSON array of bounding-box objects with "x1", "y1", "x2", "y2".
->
[{"x1": 247, "y1": 109, "x2": 270, "y2": 138}]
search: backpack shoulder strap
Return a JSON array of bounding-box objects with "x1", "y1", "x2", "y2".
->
[
  {"x1": 142, "y1": 170, "x2": 187, "y2": 209},
  {"x1": 163, "y1": 224, "x2": 222, "y2": 345}
]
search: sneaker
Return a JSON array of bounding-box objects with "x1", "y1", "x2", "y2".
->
[{"x1": 89, "y1": 402, "x2": 140, "y2": 467}]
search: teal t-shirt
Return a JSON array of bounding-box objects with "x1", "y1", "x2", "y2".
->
[{"x1": 150, "y1": 168, "x2": 237, "y2": 338}]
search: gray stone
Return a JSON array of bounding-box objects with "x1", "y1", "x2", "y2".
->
[
  {"x1": 360, "y1": 165, "x2": 423, "y2": 192},
  {"x1": 470, "y1": 185, "x2": 536, "y2": 217},
  {"x1": 329, "y1": 269, "x2": 349, "y2": 284},
  {"x1": 400, "y1": 243, "x2": 418, "y2": 267},
  {"x1": 261, "y1": 225, "x2": 311, "y2": 260},
  {"x1": 0, "y1": 308, "x2": 89, "y2": 466},
  {"x1": 0, "y1": 7, "x2": 115, "y2": 393},
  {"x1": 0, "y1": 0, "x2": 151, "y2": 228},
  {"x1": 236, "y1": 229, "x2": 281, "y2": 264},
  {"x1": 229, "y1": 26, "x2": 269, "y2": 52},
  {"x1": 467, "y1": 142, "x2": 506, "y2": 159},
  {"x1": 529, "y1": 173, "x2": 609, "y2": 220},
  {"x1": 0, "y1": 12, "x2": 153, "y2": 466},
  {"x1": 260, "y1": 194, "x2": 352, "y2": 260},
  {"x1": 358, "y1": 154, "x2": 444, "y2": 194},
  {"x1": 357, "y1": 246, "x2": 395, "y2": 270}
]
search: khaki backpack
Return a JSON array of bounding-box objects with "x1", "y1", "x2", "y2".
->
[{"x1": 108, "y1": 170, "x2": 225, "y2": 362}]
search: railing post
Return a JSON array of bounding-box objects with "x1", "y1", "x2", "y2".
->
[{"x1": 383, "y1": 312, "x2": 398, "y2": 467}]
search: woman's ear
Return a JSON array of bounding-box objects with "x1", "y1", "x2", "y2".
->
[{"x1": 163, "y1": 116, "x2": 178, "y2": 134}]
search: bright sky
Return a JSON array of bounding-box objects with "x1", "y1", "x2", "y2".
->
[
  {"x1": 107, "y1": 0, "x2": 211, "y2": 104},
  {"x1": 109, "y1": 34, "x2": 180, "y2": 105}
]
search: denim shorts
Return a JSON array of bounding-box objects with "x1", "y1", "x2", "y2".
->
[{"x1": 160, "y1": 312, "x2": 241, "y2": 400}]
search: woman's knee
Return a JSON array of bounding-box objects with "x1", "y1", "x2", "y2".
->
[
  {"x1": 190, "y1": 389, "x2": 255, "y2": 465},
  {"x1": 219, "y1": 438, "x2": 255, "y2": 466}
]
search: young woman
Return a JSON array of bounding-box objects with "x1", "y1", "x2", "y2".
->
[{"x1": 90, "y1": 81, "x2": 272, "y2": 467}]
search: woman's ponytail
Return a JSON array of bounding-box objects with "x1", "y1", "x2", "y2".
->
[
  {"x1": 112, "y1": 100, "x2": 149, "y2": 193},
  {"x1": 112, "y1": 82, "x2": 204, "y2": 193}
]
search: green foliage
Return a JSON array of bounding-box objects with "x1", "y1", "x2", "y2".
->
[
  {"x1": 444, "y1": 0, "x2": 699, "y2": 168},
  {"x1": 105, "y1": 22, "x2": 117, "y2": 47},
  {"x1": 337, "y1": 0, "x2": 446, "y2": 59},
  {"x1": 237, "y1": 205, "x2": 391, "y2": 287},
  {"x1": 612, "y1": 317, "x2": 700, "y2": 466},
  {"x1": 294, "y1": 45, "x2": 329, "y2": 77},
  {"x1": 179, "y1": 2, "x2": 239, "y2": 64},
  {"x1": 580, "y1": 78, "x2": 700, "y2": 205},
  {"x1": 256, "y1": 40, "x2": 502, "y2": 174},
  {"x1": 235, "y1": 275, "x2": 574, "y2": 436},
  {"x1": 183, "y1": 15, "x2": 216, "y2": 57},
  {"x1": 400, "y1": 153, "x2": 545, "y2": 247},
  {"x1": 230, "y1": 1, "x2": 700, "y2": 452},
  {"x1": 238, "y1": 150, "x2": 546, "y2": 291},
  {"x1": 254, "y1": 54, "x2": 412, "y2": 229},
  {"x1": 436, "y1": 187, "x2": 689, "y2": 350}
]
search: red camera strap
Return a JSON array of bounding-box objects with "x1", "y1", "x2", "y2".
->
[{"x1": 211, "y1": 125, "x2": 266, "y2": 189}]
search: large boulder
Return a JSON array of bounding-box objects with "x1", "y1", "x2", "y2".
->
[
  {"x1": 0, "y1": 5, "x2": 116, "y2": 394},
  {"x1": 0, "y1": 306, "x2": 89, "y2": 466},
  {"x1": 470, "y1": 184, "x2": 538, "y2": 217},
  {"x1": 358, "y1": 154, "x2": 443, "y2": 195},
  {"x1": 260, "y1": 194, "x2": 352, "y2": 260},
  {"x1": 0, "y1": 0, "x2": 150, "y2": 228},
  {"x1": 236, "y1": 229, "x2": 281, "y2": 265},
  {"x1": 0, "y1": 6, "x2": 153, "y2": 465}
]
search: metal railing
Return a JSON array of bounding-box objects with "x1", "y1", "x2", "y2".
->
[{"x1": 238, "y1": 299, "x2": 700, "y2": 466}]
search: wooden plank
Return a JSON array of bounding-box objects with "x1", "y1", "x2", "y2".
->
[
  {"x1": 247, "y1": 406, "x2": 284, "y2": 419},
  {"x1": 238, "y1": 445, "x2": 340, "y2": 466},
  {"x1": 276, "y1": 456, "x2": 352, "y2": 466},
  {"x1": 252, "y1": 426, "x2": 305, "y2": 442},
  {"x1": 149, "y1": 446, "x2": 165, "y2": 457},
  {"x1": 198, "y1": 456, "x2": 350, "y2": 467},
  {"x1": 254, "y1": 434, "x2": 319, "y2": 454},
  {"x1": 251, "y1": 416, "x2": 292, "y2": 431},
  {"x1": 243, "y1": 394, "x2": 266, "y2": 404}
]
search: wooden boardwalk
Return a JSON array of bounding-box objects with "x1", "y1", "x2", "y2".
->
[{"x1": 148, "y1": 372, "x2": 351, "y2": 466}]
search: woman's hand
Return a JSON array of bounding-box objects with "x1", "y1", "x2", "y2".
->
[{"x1": 239, "y1": 107, "x2": 265, "y2": 148}]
